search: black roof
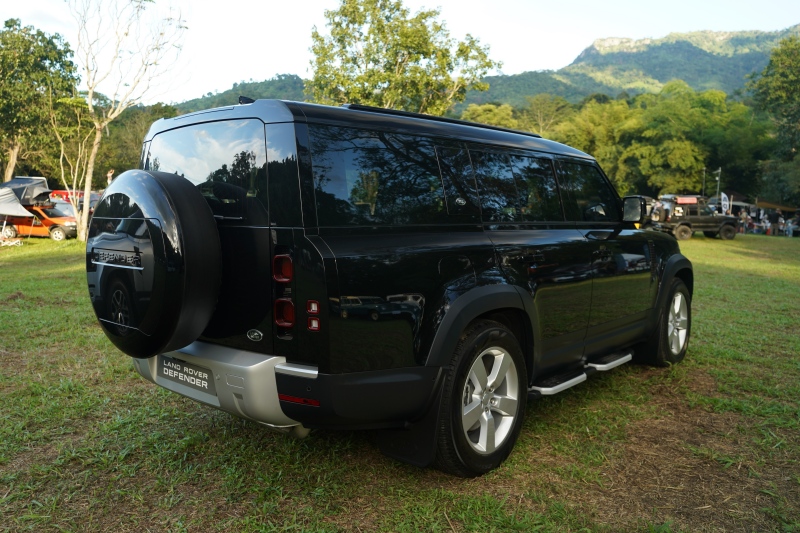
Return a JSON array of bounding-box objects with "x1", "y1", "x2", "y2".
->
[{"x1": 146, "y1": 100, "x2": 592, "y2": 160}]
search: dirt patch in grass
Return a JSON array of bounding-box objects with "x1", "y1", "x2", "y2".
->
[
  {"x1": 4, "y1": 290, "x2": 24, "y2": 301},
  {"x1": 566, "y1": 372, "x2": 799, "y2": 532}
]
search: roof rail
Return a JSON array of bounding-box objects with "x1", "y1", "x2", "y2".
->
[{"x1": 340, "y1": 103, "x2": 542, "y2": 139}]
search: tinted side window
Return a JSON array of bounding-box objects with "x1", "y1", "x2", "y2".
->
[
  {"x1": 310, "y1": 125, "x2": 446, "y2": 226},
  {"x1": 146, "y1": 119, "x2": 268, "y2": 225},
  {"x1": 558, "y1": 161, "x2": 620, "y2": 222},
  {"x1": 509, "y1": 155, "x2": 563, "y2": 222},
  {"x1": 471, "y1": 151, "x2": 563, "y2": 222},
  {"x1": 471, "y1": 151, "x2": 519, "y2": 222},
  {"x1": 436, "y1": 146, "x2": 480, "y2": 217}
]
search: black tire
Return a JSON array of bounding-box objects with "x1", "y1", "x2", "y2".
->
[
  {"x1": 674, "y1": 225, "x2": 692, "y2": 240},
  {"x1": 703, "y1": 231, "x2": 718, "y2": 239},
  {"x1": 370, "y1": 310, "x2": 379, "y2": 321},
  {"x1": 50, "y1": 227, "x2": 67, "y2": 241},
  {"x1": 719, "y1": 225, "x2": 736, "y2": 240},
  {"x1": 435, "y1": 319, "x2": 527, "y2": 477},
  {"x1": 1, "y1": 225, "x2": 17, "y2": 239},
  {"x1": 635, "y1": 278, "x2": 691, "y2": 367}
]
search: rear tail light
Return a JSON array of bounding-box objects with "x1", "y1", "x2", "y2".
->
[
  {"x1": 273, "y1": 254, "x2": 293, "y2": 283},
  {"x1": 274, "y1": 298, "x2": 295, "y2": 328}
]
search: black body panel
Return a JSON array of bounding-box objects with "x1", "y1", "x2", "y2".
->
[{"x1": 276, "y1": 366, "x2": 441, "y2": 429}]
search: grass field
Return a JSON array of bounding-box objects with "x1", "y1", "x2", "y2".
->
[{"x1": 1, "y1": 235, "x2": 798, "y2": 532}]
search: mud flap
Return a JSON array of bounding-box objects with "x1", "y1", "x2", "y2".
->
[{"x1": 374, "y1": 377, "x2": 445, "y2": 468}]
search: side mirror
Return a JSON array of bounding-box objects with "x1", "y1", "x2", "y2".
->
[{"x1": 622, "y1": 196, "x2": 647, "y2": 224}]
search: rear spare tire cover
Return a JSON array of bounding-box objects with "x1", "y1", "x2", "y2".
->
[{"x1": 86, "y1": 170, "x2": 221, "y2": 358}]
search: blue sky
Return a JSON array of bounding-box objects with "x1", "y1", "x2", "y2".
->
[{"x1": 7, "y1": 0, "x2": 800, "y2": 105}]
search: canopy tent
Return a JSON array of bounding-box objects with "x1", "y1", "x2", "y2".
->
[
  {"x1": 1, "y1": 187, "x2": 33, "y2": 242},
  {"x1": 0, "y1": 177, "x2": 52, "y2": 205},
  {"x1": 0, "y1": 188, "x2": 33, "y2": 217},
  {"x1": 756, "y1": 200, "x2": 798, "y2": 213}
]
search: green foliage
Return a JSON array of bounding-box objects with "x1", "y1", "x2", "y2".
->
[
  {"x1": 517, "y1": 94, "x2": 574, "y2": 137},
  {"x1": 460, "y1": 103, "x2": 518, "y2": 128},
  {"x1": 46, "y1": 90, "x2": 95, "y2": 216},
  {"x1": 175, "y1": 74, "x2": 305, "y2": 114},
  {"x1": 307, "y1": 0, "x2": 499, "y2": 115},
  {"x1": 748, "y1": 36, "x2": 800, "y2": 205},
  {"x1": 751, "y1": 35, "x2": 800, "y2": 156},
  {"x1": 552, "y1": 98, "x2": 634, "y2": 194},
  {"x1": 551, "y1": 82, "x2": 774, "y2": 197},
  {"x1": 0, "y1": 18, "x2": 77, "y2": 180}
]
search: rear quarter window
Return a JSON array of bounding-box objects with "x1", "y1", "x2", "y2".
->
[{"x1": 145, "y1": 119, "x2": 268, "y2": 225}]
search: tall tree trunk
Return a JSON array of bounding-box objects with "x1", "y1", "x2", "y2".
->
[
  {"x1": 3, "y1": 142, "x2": 21, "y2": 182},
  {"x1": 78, "y1": 125, "x2": 104, "y2": 241}
]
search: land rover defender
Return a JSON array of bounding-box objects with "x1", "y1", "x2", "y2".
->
[{"x1": 85, "y1": 100, "x2": 693, "y2": 477}]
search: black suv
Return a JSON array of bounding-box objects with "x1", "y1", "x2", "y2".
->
[
  {"x1": 651, "y1": 195, "x2": 738, "y2": 240},
  {"x1": 85, "y1": 100, "x2": 693, "y2": 477}
]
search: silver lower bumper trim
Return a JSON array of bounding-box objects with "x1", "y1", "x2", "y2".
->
[{"x1": 133, "y1": 341, "x2": 304, "y2": 431}]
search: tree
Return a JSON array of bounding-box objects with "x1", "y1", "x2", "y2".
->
[
  {"x1": 750, "y1": 36, "x2": 800, "y2": 203},
  {"x1": 518, "y1": 94, "x2": 573, "y2": 136},
  {"x1": 0, "y1": 19, "x2": 76, "y2": 182},
  {"x1": 552, "y1": 99, "x2": 634, "y2": 194},
  {"x1": 67, "y1": 0, "x2": 186, "y2": 240},
  {"x1": 460, "y1": 104, "x2": 518, "y2": 129},
  {"x1": 307, "y1": 0, "x2": 499, "y2": 115},
  {"x1": 47, "y1": 90, "x2": 95, "y2": 222},
  {"x1": 750, "y1": 36, "x2": 800, "y2": 160}
]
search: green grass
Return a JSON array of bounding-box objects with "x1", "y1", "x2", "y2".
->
[{"x1": 1, "y1": 234, "x2": 799, "y2": 532}]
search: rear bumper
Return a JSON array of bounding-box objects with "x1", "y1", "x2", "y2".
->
[
  {"x1": 133, "y1": 341, "x2": 300, "y2": 430},
  {"x1": 133, "y1": 341, "x2": 442, "y2": 431},
  {"x1": 276, "y1": 365, "x2": 442, "y2": 430}
]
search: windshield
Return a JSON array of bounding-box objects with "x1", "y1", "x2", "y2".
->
[{"x1": 40, "y1": 207, "x2": 70, "y2": 218}]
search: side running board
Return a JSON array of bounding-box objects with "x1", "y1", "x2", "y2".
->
[
  {"x1": 586, "y1": 351, "x2": 632, "y2": 371},
  {"x1": 529, "y1": 368, "x2": 586, "y2": 396},
  {"x1": 528, "y1": 351, "x2": 633, "y2": 399}
]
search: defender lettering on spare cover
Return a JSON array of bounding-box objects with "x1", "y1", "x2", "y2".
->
[{"x1": 86, "y1": 99, "x2": 693, "y2": 477}]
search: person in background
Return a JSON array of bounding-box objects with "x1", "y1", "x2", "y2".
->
[
  {"x1": 738, "y1": 209, "x2": 748, "y2": 233},
  {"x1": 786, "y1": 213, "x2": 799, "y2": 237},
  {"x1": 767, "y1": 209, "x2": 782, "y2": 235},
  {"x1": 106, "y1": 169, "x2": 115, "y2": 187}
]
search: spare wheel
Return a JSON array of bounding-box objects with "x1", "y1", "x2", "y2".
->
[{"x1": 86, "y1": 170, "x2": 221, "y2": 358}]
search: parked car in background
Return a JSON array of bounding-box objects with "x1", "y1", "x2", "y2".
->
[
  {"x1": 1, "y1": 204, "x2": 78, "y2": 240},
  {"x1": 52, "y1": 199, "x2": 79, "y2": 218},
  {"x1": 50, "y1": 190, "x2": 100, "y2": 213},
  {"x1": 651, "y1": 195, "x2": 738, "y2": 240}
]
